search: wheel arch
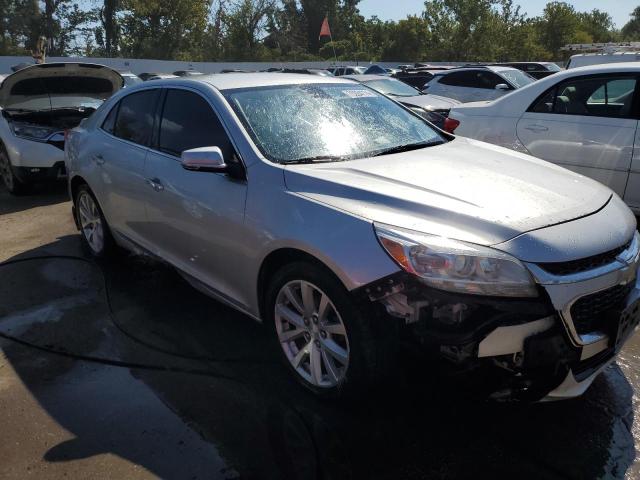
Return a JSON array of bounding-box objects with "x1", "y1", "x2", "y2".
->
[
  {"x1": 70, "y1": 174, "x2": 89, "y2": 201},
  {"x1": 257, "y1": 247, "x2": 348, "y2": 321}
]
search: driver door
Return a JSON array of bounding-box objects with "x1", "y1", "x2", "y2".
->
[{"x1": 143, "y1": 87, "x2": 249, "y2": 302}]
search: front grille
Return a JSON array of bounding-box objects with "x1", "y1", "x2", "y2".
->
[
  {"x1": 570, "y1": 282, "x2": 634, "y2": 334},
  {"x1": 539, "y1": 241, "x2": 631, "y2": 276}
]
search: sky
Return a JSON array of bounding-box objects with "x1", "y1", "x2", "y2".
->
[{"x1": 358, "y1": 0, "x2": 637, "y2": 29}]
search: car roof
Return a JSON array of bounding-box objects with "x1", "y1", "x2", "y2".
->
[
  {"x1": 434, "y1": 65, "x2": 520, "y2": 76},
  {"x1": 342, "y1": 74, "x2": 393, "y2": 81},
  {"x1": 190, "y1": 72, "x2": 353, "y2": 90},
  {"x1": 136, "y1": 72, "x2": 352, "y2": 90},
  {"x1": 562, "y1": 61, "x2": 640, "y2": 74}
]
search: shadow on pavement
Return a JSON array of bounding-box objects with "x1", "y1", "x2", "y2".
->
[
  {"x1": 0, "y1": 181, "x2": 68, "y2": 215},
  {"x1": 0, "y1": 236, "x2": 636, "y2": 479}
]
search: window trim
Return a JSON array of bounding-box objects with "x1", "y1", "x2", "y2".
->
[
  {"x1": 526, "y1": 72, "x2": 640, "y2": 120},
  {"x1": 99, "y1": 100, "x2": 121, "y2": 135}
]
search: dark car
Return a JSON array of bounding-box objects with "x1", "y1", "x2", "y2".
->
[
  {"x1": 392, "y1": 66, "x2": 454, "y2": 89},
  {"x1": 492, "y1": 62, "x2": 562, "y2": 80}
]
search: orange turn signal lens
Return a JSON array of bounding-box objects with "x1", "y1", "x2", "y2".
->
[{"x1": 379, "y1": 236, "x2": 416, "y2": 274}]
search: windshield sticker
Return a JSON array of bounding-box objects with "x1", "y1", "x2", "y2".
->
[{"x1": 343, "y1": 89, "x2": 377, "y2": 98}]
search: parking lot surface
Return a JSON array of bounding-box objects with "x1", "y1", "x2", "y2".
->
[{"x1": 1, "y1": 183, "x2": 639, "y2": 479}]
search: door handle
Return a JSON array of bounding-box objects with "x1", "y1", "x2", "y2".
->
[
  {"x1": 93, "y1": 154, "x2": 105, "y2": 165},
  {"x1": 146, "y1": 178, "x2": 164, "y2": 192},
  {"x1": 524, "y1": 124, "x2": 549, "y2": 133}
]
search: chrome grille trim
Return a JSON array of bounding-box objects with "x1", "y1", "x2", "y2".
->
[{"x1": 523, "y1": 233, "x2": 640, "y2": 349}]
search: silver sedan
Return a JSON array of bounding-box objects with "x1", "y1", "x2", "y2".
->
[{"x1": 65, "y1": 73, "x2": 640, "y2": 401}]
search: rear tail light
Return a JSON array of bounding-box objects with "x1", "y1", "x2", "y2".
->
[
  {"x1": 63, "y1": 129, "x2": 69, "y2": 141},
  {"x1": 443, "y1": 117, "x2": 460, "y2": 134}
]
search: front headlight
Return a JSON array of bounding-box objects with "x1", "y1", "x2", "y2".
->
[
  {"x1": 375, "y1": 224, "x2": 538, "y2": 297},
  {"x1": 10, "y1": 122, "x2": 56, "y2": 141}
]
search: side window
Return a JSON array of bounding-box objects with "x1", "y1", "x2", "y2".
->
[
  {"x1": 476, "y1": 71, "x2": 504, "y2": 89},
  {"x1": 531, "y1": 88, "x2": 556, "y2": 113},
  {"x1": 101, "y1": 103, "x2": 119, "y2": 134},
  {"x1": 113, "y1": 90, "x2": 158, "y2": 146},
  {"x1": 158, "y1": 89, "x2": 233, "y2": 158},
  {"x1": 529, "y1": 76, "x2": 637, "y2": 118},
  {"x1": 439, "y1": 72, "x2": 469, "y2": 86}
]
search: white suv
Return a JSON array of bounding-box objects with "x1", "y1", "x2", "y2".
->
[
  {"x1": 0, "y1": 63, "x2": 122, "y2": 194},
  {"x1": 423, "y1": 66, "x2": 535, "y2": 103}
]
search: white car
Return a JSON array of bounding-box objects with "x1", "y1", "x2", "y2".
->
[
  {"x1": 567, "y1": 51, "x2": 640, "y2": 69},
  {"x1": 448, "y1": 62, "x2": 640, "y2": 213},
  {"x1": 0, "y1": 63, "x2": 123, "y2": 194},
  {"x1": 422, "y1": 66, "x2": 535, "y2": 103}
]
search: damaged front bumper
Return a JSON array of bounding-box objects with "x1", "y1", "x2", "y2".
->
[{"x1": 357, "y1": 238, "x2": 640, "y2": 402}]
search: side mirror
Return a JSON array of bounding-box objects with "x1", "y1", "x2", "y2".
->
[
  {"x1": 181, "y1": 146, "x2": 227, "y2": 173},
  {"x1": 495, "y1": 83, "x2": 510, "y2": 90}
]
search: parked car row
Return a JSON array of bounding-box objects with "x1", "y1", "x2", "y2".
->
[{"x1": 344, "y1": 74, "x2": 460, "y2": 129}]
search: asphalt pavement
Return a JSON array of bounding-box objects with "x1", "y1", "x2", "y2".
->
[{"x1": 0, "y1": 182, "x2": 639, "y2": 479}]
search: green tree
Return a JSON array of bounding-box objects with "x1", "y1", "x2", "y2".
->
[
  {"x1": 578, "y1": 9, "x2": 615, "y2": 43},
  {"x1": 0, "y1": 0, "x2": 41, "y2": 55},
  {"x1": 223, "y1": 0, "x2": 276, "y2": 60},
  {"x1": 98, "y1": 0, "x2": 120, "y2": 57},
  {"x1": 622, "y1": 6, "x2": 640, "y2": 40},
  {"x1": 119, "y1": 0, "x2": 210, "y2": 60},
  {"x1": 381, "y1": 15, "x2": 428, "y2": 61},
  {"x1": 538, "y1": 2, "x2": 578, "y2": 57}
]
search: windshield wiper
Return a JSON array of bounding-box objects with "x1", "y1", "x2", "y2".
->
[
  {"x1": 283, "y1": 155, "x2": 348, "y2": 164},
  {"x1": 373, "y1": 141, "x2": 444, "y2": 157}
]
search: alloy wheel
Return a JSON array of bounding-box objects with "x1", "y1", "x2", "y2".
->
[
  {"x1": 275, "y1": 280, "x2": 350, "y2": 388},
  {"x1": 77, "y1": 191, "x2": 104, "y2": 254}
]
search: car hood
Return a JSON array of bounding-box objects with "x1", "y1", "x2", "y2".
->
[
  {"x1": 0, "y1": 63, "x2": 123, "y2": 109},
  {"x1": 283, "y1": 137, "x2": 612, "y2": 246},
  {"x1": 400, "y1": 94, "x2": 460, "y2": 111}
]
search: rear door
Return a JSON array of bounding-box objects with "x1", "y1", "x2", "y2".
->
[
  {"x1": 93, "y1": 88, "x2": 160, "y2": 244},
  {"x1": 143, "y1": 87, "x2": 249, "y2": 302},
  {"x1": 516, "y1": 74, "x2": 638, "y2": 197}
]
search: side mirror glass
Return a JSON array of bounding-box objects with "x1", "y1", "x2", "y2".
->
[
  {"x1": 181, "y1": 146, "x2": 227, "y2": 173},
  {"x1": 495, "y1": 83, "x2": 510, "y2": 90}
]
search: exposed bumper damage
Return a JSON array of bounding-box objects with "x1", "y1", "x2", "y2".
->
[{"x1": 356, "y1": 237, "x2": 640, "y2": 402}]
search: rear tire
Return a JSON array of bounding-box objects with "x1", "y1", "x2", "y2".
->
[
  {"x1": 74, "y1": 185, "x2": 115, "y2": 258},
  {"x1": 266, "y1": 261, "x2": 395, "y2": 399},
  {"x1": 0, "y1": 144, "x2": 27, "y2": 195}
]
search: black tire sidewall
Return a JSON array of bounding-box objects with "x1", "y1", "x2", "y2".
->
[
  {"x1": 0, "y1": 145, "x2": 27, "y2": 195},
  {"x1": 266, "y1": 261, "x2": 380, "y2": 399}
]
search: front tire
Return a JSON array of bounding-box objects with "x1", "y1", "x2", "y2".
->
[
  {"x1": 75, "y1": 185, "x2": 114, "y2": 258},
  {"x1": 266, "y1": 262, "x2": 393, "y2": 398},
  {"x1": 0, "y1": 144, "x2": 27, "y2": 195}
]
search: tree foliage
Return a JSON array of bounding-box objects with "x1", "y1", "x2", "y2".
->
[{"x1": 0, "y1": 0, "x2": 635, "y2": 62}]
